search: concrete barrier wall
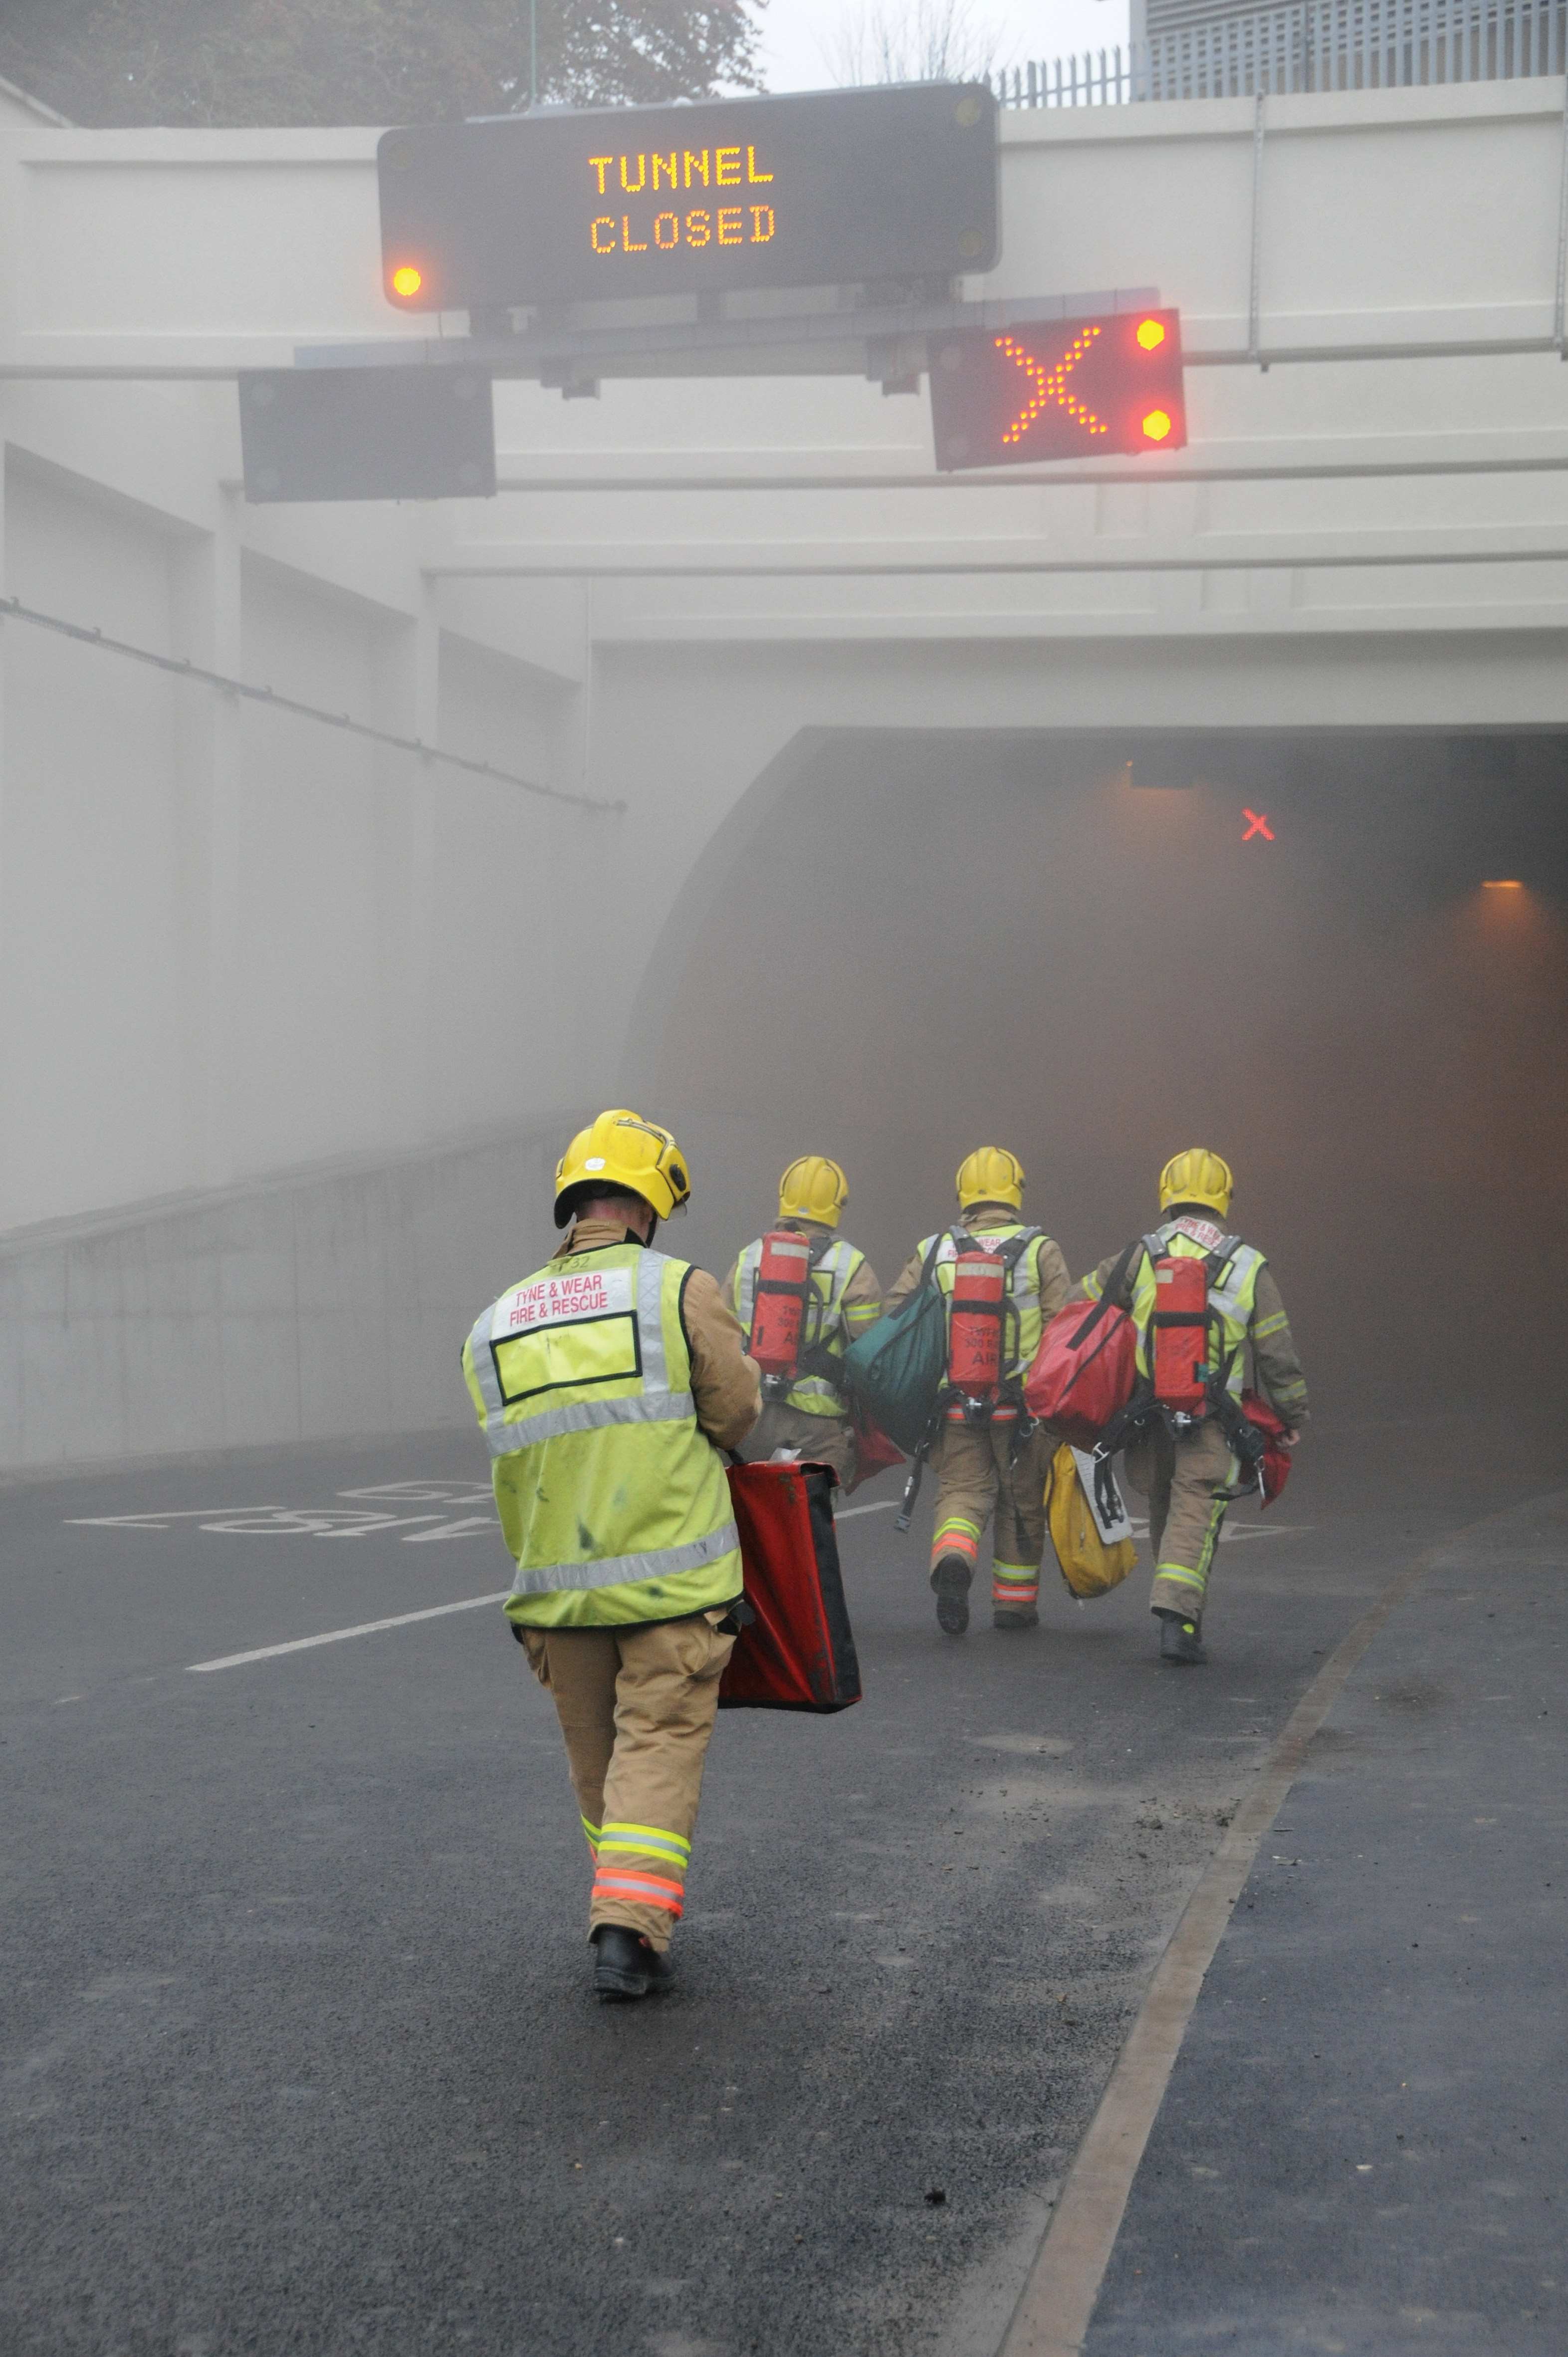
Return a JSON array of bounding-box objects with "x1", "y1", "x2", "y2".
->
[{"x1": 0, "y1": 1120, "x2": 575, "y2": 1473}]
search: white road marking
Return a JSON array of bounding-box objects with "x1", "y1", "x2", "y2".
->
[
  {"x1": 67, "y1": 1507, "x2": 280, "y2": 1529},
  {"x1": 836, "y1": 1499, "x2": 899, "y2": 1521},
  {"x1": 186, "y1": 1592, "x2": 511, "y2": 1674},
  {"x1": 67, "y1": 1485, "x2": 499, "y2": 1543},
  {"x1": 338, "y1": 1481, "x2": 492, "y2": 1505}
]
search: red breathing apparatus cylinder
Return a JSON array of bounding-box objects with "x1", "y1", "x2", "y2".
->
[
  {"x1": 1150, "y1": 1255, "x2": 1211, "y2": 1415},
  {"x1": 948, "y1": 1249, "x2": 1007, "y2": 1399},
  {"x1": 749, "y1": 1229, "x2": 815, "y2": 1383}
]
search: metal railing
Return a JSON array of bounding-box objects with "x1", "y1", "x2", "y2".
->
[{"x1": 993, "y1": 0, "x2": 1568, "y2": 102}]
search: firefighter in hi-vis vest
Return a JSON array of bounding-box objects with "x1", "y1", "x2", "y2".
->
[
  {"x1": 1072, "y1": 1149, "x2": 1309, "y2": 1664},
  {"x1": 462, "y1": 1109, "x2": 760, "y2": 2002},
  {"x1": 723, "y1": 1157, "x2": 883, "y2": 1488},
  {"x1": 886, "y1": 1148, "x2": 1071, "y2": 1636}
]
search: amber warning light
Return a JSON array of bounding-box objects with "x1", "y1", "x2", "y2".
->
[
  {"x1": 929, "y1": 309, "x2": 1187, "y2": 470},
  {"x1": 390, "y1": 263, "x2": 424, "y2": 300}
]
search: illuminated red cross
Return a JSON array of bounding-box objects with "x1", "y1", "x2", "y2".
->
[
  {"x1": 995, "y1": 327, "x2": 1108, "y2": 446},
  {"x1": 1242, "y1": 808, "x2": 1275, "y2": 841}
]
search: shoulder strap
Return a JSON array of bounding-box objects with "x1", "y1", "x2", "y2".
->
[{"x1": 1063, "y1": 1235, "x2": 1144, "y2": 1350}]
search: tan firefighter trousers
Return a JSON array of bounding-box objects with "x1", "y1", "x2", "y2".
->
[
  {"x1": 518, "y1": 1611, "x2": 735, "y2": 1952},
  {"x1": 927, "y1": 1415, "x2": 1055, "y2": 1613},
  {"x1": 1122, "y1": 1417, "x2": 1239, "y2": 1624}
]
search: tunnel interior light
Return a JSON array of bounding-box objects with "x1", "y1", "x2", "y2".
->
[
  {"x1": 1136, "y1": 317, "x2": 1166, "y2": 351},
  {"x1": 1482, "y1": 879, "x2": 1524, "y2": 889},
  {"x1": 391, "y1": 263, "x2": 424, "y2": 298},
  {"x1": 1141, "y1": 409, "x2": 1172, "y2": 442}
]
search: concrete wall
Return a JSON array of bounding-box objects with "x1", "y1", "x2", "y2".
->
[{"x1": 0, "y1": 1122, "x2": 571, "y2": 1472}]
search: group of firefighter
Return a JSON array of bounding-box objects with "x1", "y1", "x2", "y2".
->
[
  {"x1": 462, "y1": 1111, "x2": 1310, "y2": 2000},
  {"x1": 727, "y1": 1142, "x2": 1309, "y2": 1647}
]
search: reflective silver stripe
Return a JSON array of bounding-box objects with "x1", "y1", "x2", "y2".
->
[
  {"x1": 506, "y1": 1518, "x2": 741, "y2": 1598},
  {"x1": 467, "y1": 1306, "x2": 506, "y2": 1424},
  {"x1": 638, "y1": 1247, "x2": 672, "y2": 1395},
  {"x1": 486, "y1": 1389, "x2": 696, "y2": 1456},
  {"x1": 736, "y1": 1241, "x2": 760, "y2": 1335}
]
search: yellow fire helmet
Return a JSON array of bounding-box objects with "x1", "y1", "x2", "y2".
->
[
  {"x1": 1158, "y1": 1148, "x2": 1235, "y2": 1222},
  {"x1": 956, "y1": 1146, "x2": 1025, "y2": 1212},
  {"x1": 778, "y1": 1155, "x2": 849, "y2": 1227},
  {"x1": 553, "y1": 1108, "x2": 691, "y2": 1229}
]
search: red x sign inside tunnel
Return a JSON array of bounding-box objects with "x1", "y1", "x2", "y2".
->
[{"x1": 1243, "y1": 809, "x2": 1275, "y2": 841}]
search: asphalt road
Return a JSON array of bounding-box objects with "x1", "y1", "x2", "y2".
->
[{"x1": 0, "y1": 1415, "x2": 1558, "y2": 2356}]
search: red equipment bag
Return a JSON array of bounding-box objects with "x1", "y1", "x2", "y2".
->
[
  {"x1": 1240, "y1": 1389, "x2": 1293, "y2": 1507},
  {"x1": 748, "y1": 1228, "x2": 815, "y2": 1383},
  {"x1": 1024, "y1": 1238, "x2": 1141, "y2": 1448},
  {"x1": 719, "y1": 1460, "x2": 862, "y2": 1713},
  {"x1": 948, "y1": 1248, "x2": 1006, "y2": 1398},
  {"x1": 846, "y1": 1411, "x2": 905, "y2": 1494},
  {"x1": 1150, "y1": 1253, "x2": 1210, "y2": 1414}
]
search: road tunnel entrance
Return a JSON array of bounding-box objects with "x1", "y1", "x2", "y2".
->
[{"x1": 652, "y1": 728, "x2": 1568, "y2": 1429}]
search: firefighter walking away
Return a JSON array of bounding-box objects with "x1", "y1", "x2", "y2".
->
[
  {"x1": 886, "y1": 1148, "x2": 1070, "y2": 1635},
  {"x1": 1073, "y1": 1149, "x2": 1309, "y2": 1664},
  {"x1": 462, "y1": 1110, "x2": 760, "y2": 2001},
  {"x1": 725, "y1": 1156, "x2": 882, "y2": 1488}
]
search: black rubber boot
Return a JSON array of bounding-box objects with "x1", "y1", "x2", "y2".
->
[
  {"x1": 932, "y1": 1556, "x2": 972, "y2": 1637},
  {"x1": 591, "y1": 1924, "x2": 674, "y2": 2001},
  {"x1": 992, "y1": 1606, "x2": 1039, "y2": 1631},
  {"x1": 1157, "y1": 1610, "x2": 1207, "y2": 1665}
]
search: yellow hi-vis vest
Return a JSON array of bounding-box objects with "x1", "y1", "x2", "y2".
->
[
  {"x1": 1129, "y1": 1217, "x2": 1266, "y2": 1399},
  {"x1": 731, "y1": 1231, "x2": 867, "y2": 1417},
  {"x1": 462, "y1": 1242, "x2": 741, "y2": 1629},
  {"x1": 919, "y1": 1223, "x2": 1051, "y2": 1385}
]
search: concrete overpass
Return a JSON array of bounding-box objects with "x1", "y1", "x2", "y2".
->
[{"x1": 0, "y1": 74, "x2": 1564, "y2": 1467}]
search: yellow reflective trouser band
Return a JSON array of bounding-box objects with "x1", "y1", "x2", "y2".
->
[
  {"x1": 597, "y1": 1822, "x2": 692, "y2": 1870},
  {"x1": 933, "y1": 1517, "x2": 982, "y2": 1563},
  {"x1": 992, "y1": 1560, "x2": 1039, "y2": 1604},
  {"x1": 581, "y1": 1817, "x2": 601, "y2": 1857},
  {"x1": 1157, "y1": 1498, "x2": 1228, "y2": 1597}
]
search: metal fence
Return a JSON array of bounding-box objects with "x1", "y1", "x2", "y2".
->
[{"x1": 993, "y1": 0, "x2": 1568, "y2": 103}]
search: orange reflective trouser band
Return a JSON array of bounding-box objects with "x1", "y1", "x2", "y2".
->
[
  {"x1": 992, "y1": 1559, "x2": 1039, "y2": 1608},
  {"x1": 933, "y1": 1515, "x2": 982, "y2": 1566},
  {"x1": 590, "y1": 1821, "x2": 692, "y2": 1918}
]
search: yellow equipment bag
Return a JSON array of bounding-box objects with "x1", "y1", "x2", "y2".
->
[{"x1": 1044, "y1": 1441, "x2": 1137, "y2": 1601}]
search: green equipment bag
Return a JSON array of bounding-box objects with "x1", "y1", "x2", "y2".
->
[{"x1": 839, "y1": 1239, "x2": 948, "y2": 1455}]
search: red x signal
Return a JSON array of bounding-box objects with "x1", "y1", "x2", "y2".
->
[
  {"x1": 1242, "y1": 809, "x2": 1274, "y2": 841},
  {"x1": 930, "y1": 309, "x2": 1187, "y2": 469}
]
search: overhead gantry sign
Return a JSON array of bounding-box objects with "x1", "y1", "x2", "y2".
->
[
  {"x1": 243, "y1": 83, "x2": 1184, "y2": 501},
  {"x1": 377, "y1": 84, "x2": 1000, "y2": 310}
]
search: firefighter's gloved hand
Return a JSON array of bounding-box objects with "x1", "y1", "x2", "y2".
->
[{"x1": 1283, "y1": 1429, "x2": 1301, "y2": 1447}]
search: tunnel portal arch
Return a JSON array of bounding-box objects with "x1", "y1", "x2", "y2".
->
[{"x1": 628, "y1": 721, "x2": 1568, "y2": 1429}]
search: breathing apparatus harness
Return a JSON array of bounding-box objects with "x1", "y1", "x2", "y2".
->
[
  {"x1": 747, "y1": 1225, "x2": 850, "y2": 1406},
  {"x1": 1089, "y1": 1229, "x2": 1270, "y2": 1526},
  {"x1": 895, "y1": 1223, "x2": 1044, "y2": 1532}
]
